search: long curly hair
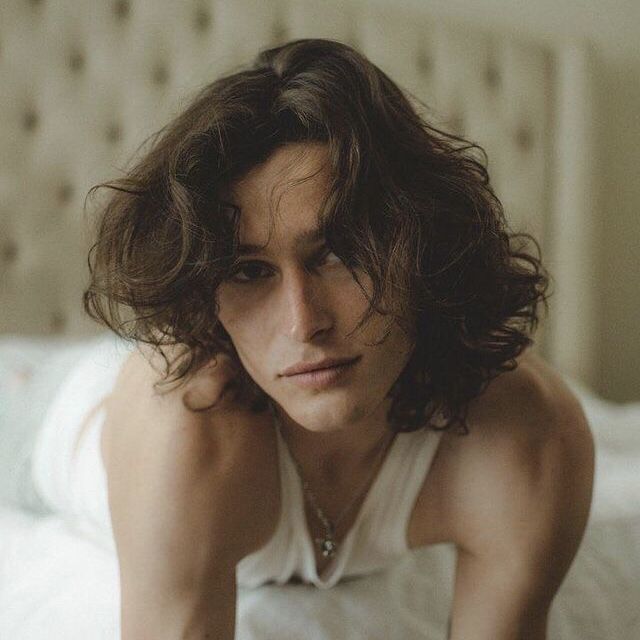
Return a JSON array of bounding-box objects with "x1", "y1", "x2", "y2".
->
[{"x1": 83, "y1": 38, "x2": 552, "y2": 435}]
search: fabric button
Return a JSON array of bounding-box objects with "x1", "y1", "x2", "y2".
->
[
  {"x1": 152, "y1": 62, "x2": 169, "y2": 86},
  {"x1": 194, "y1": 7, "x2": 212, "y2": 32},
  {"x1": 23, "y1": 109, "x2": 38, "y2": 132},
  {"x1": 485, "y1": 64, "x2": 501, "y2": 90},
  {"x1": 50, "y1": 312, "x2": 67, "y2": 333},
  {"x1": 69, "y1": 50, "x2": 85, "y2": 73},
  {"x1": 2, "y1": 240, "x2": 18, "y2": 263},
  {"x1": 416, "y1": 51, "x2": 432, "y2": 76},
  {"x1": 57, "y1": 183, "x2": 74, "y2": 205},
  {"x1": 105, "y1": 122, "x2": 122, "y2": 143},
  {"x1": 113, "y1": 0, "x2": 129, "y2": 20}
]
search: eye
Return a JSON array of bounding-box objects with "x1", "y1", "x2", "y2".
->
[
  {"x1": 228, "y1": 249, "x2": 346, "y2": 284},
  {"x1": 227, "y1": 261, "x2": 272, "y2": 284}
]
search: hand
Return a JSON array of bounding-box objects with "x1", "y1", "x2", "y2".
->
[{"x1": 103, "y1": 346, "x2": 280, "y2": 603}]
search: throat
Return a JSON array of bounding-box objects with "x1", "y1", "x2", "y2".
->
[
  {"x1": 284, "y1": 429, "x2": 398, "y2": 490},
  {"x1": 302, "y1": 465, "x2": 364, "y2": 498}
]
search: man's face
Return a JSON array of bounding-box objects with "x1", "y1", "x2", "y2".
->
[{"x1": 215, "y1": 142, "x2": 414, "y2": 434}]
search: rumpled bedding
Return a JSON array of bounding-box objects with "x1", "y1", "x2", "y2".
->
[{"x1": 0, "y1": 335, "x2": 638, "y2": 639}]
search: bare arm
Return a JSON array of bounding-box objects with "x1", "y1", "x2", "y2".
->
[
  {"x1": 102, "y1": 349, "x2": 279, "y2": 639},
  {"x1": 120, "y1": 564, "x2": 237, "y2": 640},
  {"x1": 442, "y1": 368, "x2": 595, "y2": 639}
]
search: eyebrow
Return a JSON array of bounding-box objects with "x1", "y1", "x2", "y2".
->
[{"x1": 237, "y1": 226, "x2": 326, "y2": 256}]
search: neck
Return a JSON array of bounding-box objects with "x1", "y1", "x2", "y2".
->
[{"x1": 271, "y1": 398, "x2": 397, "y2": 485}]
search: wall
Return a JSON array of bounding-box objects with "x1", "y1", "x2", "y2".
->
[{"x1": 374, "y1": 0, "x2": 640, "y2": 401}]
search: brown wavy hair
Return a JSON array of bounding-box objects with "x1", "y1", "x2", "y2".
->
[{"x1": 83, "y1": 38, "x2": 552, "y2": 435}]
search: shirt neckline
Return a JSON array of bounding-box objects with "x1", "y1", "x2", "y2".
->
[{"x1": 276, "y1": 425, "x2": 405, "y2": 586}]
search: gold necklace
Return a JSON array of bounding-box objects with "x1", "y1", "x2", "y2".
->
[{"x1": 272, "y1": 408, "x2": 397, "y2": 559}]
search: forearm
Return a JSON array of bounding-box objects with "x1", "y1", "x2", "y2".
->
[
  {"x1": 120, "y1": 564, "x2": 238, "y2": 640},
  {"x1": 446, "y1": 606, "x2": 548, "y2": 640}
]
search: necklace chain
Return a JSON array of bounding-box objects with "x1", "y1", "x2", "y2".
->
[{"x1": 271, "y1": 405, "x2": 397, "y2": 560}]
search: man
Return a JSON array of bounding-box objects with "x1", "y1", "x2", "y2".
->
[{"x1": 86, "y1": 39, "x2": 594, "y2": 639}]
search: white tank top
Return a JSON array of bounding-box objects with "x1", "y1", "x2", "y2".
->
[
  {"x1": 30, "y1": 334, "x2": 444, "y2": 590},
  {"x1": 236, "y1": 421, "x2": 443, "y2": 590}
]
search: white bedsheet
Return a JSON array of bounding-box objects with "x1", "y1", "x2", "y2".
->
[{"x1": 0, "y1": 337, "x2": 639, "y2": 639}]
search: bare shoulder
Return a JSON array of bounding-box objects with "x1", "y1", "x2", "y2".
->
[
  {"x1": 411, "y1": 347, "x2": 595, "y2": 551},
  {"x1": 101, "y1": 347, "x2": 181, "y2": 475},
  {"x1": 101, "y1": 344, "x2": 234, "y2": 462},
  {"x1": 100, "y1": 345, "x2": 222, "y2": 473},
  {"x1": 101, "y1": 344, "x2": 274, "y2": 482}
]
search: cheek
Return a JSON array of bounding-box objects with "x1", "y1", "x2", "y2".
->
[
  {"x1": 337, "y1": 272, "x2": 376, "y2": 317},
  {"x1": 215, "y1": 285, "x2": 244, "y2": 324},
  {"x1": 218, "y1": 319, "x2": 268, "y2": 384},
  {"x1": 215, "y1": 288, "x2": 262, "y2": 358}
]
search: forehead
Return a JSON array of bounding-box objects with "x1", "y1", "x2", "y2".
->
[{"x1": 225, "y1": 142, "x2": 331, "y2": 250}]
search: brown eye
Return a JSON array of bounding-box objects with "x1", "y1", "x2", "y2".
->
[
  {"x1": 228, "y1": 262, "x2": 272, "y2": 284},
  {"x1": 227, "y1": 249, "x2": 346, "y2": 285}
]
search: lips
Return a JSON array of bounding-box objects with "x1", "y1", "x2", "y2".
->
[
  {"x1": 281, "y1": 356, "x2": 360, "y2": 377},
  {"x1": 283, "y1": 357, "x2": 360, "y2": 389}
]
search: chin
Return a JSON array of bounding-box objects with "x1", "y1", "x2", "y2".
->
[{"x1": 279, "y1": 395, "x2": 367, "y2": 432}]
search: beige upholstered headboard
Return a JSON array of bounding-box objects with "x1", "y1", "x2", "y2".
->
[{"x1": 0, "y1": 1, "x2": 596, "y2": 386}]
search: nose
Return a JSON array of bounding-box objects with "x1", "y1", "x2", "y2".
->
[{"x1": 281, "y1": 268, "x2": 333, "y2": 342}]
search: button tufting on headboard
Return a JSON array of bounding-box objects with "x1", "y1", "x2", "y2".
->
[
  {"x1": 485, "y1": 64, "x2": 501, "y2": 90},
  {"x1": 515, "y1": 124, "x2": 534, "y2": 152},
  {"x1": 49, "y1": 311, "x2": 67, "y2": 334},
  {"x1": 105, "y1": 122, "x2": 123, "y2": 144},
  {"x1": 416, "y1": 50, "x2": 433, "y2": 76},
  {"x1": 194, "y1": 7, "x2": 213, "y2": 33},
  {"x1": 113, "y1": 0, "x2": 130, "y2": 21},
  {"x1": 2, "y1": 240, "x2": 18, "y2": 265},
  {"x1": 152, "y1": 61, "x2": 170, "y2": 86},
  {"x1": 57, "y1": 183, "x2": 74, "y2": 207},
  {"x1": 1, "y1": 0, "x2": 588, "y2": 374},
  {"x1": 271, "y1": 21, "x2": 289, "y2": 46},
  {"x1": 22, "y1": 109, "x2": 38, "y2": 133},
  {"x1": 68, "y1": 50, "x2": 85, "y2": 74}
]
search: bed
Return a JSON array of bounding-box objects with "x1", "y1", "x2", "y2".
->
[
  {"x1": 1, "y1": 1, "x2": 636, "y2": 638},
  {"x1": 0, "y1": 335, "x2": 639, "y2": 639}
]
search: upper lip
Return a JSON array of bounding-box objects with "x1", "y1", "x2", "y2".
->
[{"x1": 281, "y1": 356, "x2": 360, "y2": 376}]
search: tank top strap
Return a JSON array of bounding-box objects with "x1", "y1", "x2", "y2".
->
[{"x1": 362, "y1": 427, "x2": 444, "y2": 554}]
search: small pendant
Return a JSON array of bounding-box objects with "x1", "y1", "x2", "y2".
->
[{"x1": 315, "y1": 536, "x2": 338, "y2": 558}]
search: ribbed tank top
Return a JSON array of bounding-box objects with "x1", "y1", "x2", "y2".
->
[{"x1": 236, "y1": 419, "x2": 443, "y2": 590}]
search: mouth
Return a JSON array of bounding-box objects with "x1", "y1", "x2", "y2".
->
[
  {"x1": 281, "y1": 355, "x2": 361, "y2": 377},
  {"x1": 283, "y1": 356, "x2": 361, "y2": 389}
]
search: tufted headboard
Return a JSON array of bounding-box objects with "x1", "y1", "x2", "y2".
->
[{"x1": 0, "y1": 0, "x2": 597, "y2": 386}]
